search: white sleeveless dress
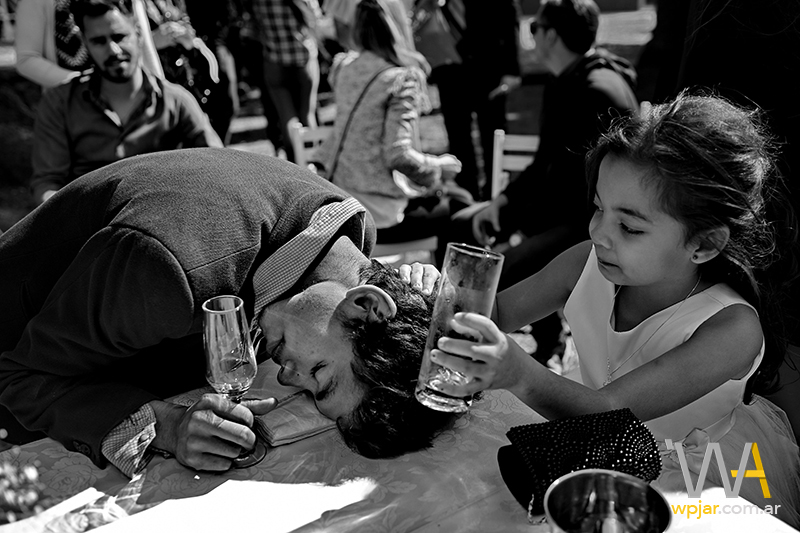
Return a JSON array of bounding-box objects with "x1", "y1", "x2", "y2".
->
[{"x1": 563, "y1": 246, "x2": 800, "y2": 527}]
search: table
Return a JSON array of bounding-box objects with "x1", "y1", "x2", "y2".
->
[
  {"x1": 0, "y1": 363, "x2": 543, "y2": 533},
  {"x1": 2, "y1": 366, "x2": 796, "y2": 532}
]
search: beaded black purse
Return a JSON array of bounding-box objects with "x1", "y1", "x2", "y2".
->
[{"x1": 498, "y1": 408, "x2": 662, "y2": 518}]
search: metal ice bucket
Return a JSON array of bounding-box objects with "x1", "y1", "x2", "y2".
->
[{"x1": 543, "y1": 469, "x2": 671, "y2": 533}]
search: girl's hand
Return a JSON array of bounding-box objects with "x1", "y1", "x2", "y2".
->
[
  {"x1": 397, "y1": 262, "x2": 439, "y2": 295},
  {"x1": 430, "y1": 312, "x2": 532, "y2": 396}
]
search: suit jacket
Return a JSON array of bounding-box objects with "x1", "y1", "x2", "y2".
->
[{"x1": 0, "y1": 148, "x2": 374, "y2": 465}]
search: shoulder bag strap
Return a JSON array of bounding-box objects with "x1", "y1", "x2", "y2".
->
[{"x1": 326, "y1": 65, "x2": 394, "y2": 181}]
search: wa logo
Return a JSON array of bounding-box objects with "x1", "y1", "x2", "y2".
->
[{"x1": 664, "y1": 440, "x2": 770, "y2": 498}]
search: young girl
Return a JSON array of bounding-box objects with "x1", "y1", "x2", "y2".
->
[{"x1": 430, "y1": 93, "x2": 800, "y2": 526}]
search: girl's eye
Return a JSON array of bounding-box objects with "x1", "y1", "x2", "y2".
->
[{"x1": 620, "y1": 224, "x2": 643, "y2": 235}]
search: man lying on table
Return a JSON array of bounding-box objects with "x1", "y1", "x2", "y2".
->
[{"x1": 0, "y1": 148, "x2": 453, "y2": 476}]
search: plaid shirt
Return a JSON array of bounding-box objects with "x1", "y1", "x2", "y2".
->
[
  {"x1": 101, "y1": 198, "x2": 366, "y2": 478},
  {"x1": 251, "y1": 0, "x2": 321, "y2": 66}
]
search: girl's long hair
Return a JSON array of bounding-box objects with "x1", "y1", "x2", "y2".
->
[{"x1": 586, "y1": 90, "x2": 799, "y2": 399}]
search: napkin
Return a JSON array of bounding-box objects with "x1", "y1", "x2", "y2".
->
[
  {"x1": 90, "y1": 478, "x2": 377, "y2": 533},
  {"x1": 169, "y1": 363, "x2": 336, "y2": 447}
]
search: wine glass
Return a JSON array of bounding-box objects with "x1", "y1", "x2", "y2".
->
[{"x1": 202, "y1": 295, "x2": 267, "y2": 467}]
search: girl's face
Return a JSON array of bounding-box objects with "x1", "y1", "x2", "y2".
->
[{"x1": 589, "y1": 155, "x2": 698, "y2": 291}]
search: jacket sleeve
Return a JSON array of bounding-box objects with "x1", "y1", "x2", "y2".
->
[
  {"x1": 382, "y1": 70, "x2": 442, "y2": 187},
  {"x1": 30, "y1": 86, "x2": 72, "y2": 201},
  {"x1": 14, "y1": 0, "x2": 80, "y2": 88},
  {"x1": 0, "y1": 227, "x2": 195, "y2": 467}
]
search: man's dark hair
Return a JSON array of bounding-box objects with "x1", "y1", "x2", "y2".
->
[
  {"x1": 71, "y1": 0, "x2": 133, "y2": 32},
  {"x1": 338, "y1": 260, "x2": 457, "y2": 458},
  {"x1": 540, "y1": 0, "x2": 599, "y2": 54}
]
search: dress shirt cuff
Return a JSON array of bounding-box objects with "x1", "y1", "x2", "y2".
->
[{"x1": 101, "y1": 404, "x2": 157, "y2": 478}]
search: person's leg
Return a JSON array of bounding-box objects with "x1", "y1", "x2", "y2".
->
[
  {"x1": 263, "y1": 60, "x2": 302, "y2": 161},
  {"x1": 376, "y1": 196, "x2": 451, "y2": 244},
  {"x1": 244, "y1": 37, "x2": 284, "y2": 152},
  {"x1": 295, "y1": 54, "x2": 320, "y2": 129},
  {"x1": 434, "y1": 64, "x2": 480, "y2": 201},
  {"x1": 498, "y1": 226, "x2": 577, "y2": 290}
]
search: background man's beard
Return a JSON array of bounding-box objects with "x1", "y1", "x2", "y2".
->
[{"x1": 98, "y1": 57, "x2": 136, "y2": 83}]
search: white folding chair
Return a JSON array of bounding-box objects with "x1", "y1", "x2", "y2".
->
[
  {"x1": 490, "y1": 129, "x2": 540, "y2": 199},
  {"x1": 288, "y1": 120, "x2": 333, "y2": 170}
]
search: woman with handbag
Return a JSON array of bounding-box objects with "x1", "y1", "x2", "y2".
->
[{"x1": 317, "y1": 0, "x2": 471, "y2": 248}]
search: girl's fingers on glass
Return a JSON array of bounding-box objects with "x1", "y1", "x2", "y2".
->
[{"x1": 430, "y1": 348, "x2": 474, "y2": 372}]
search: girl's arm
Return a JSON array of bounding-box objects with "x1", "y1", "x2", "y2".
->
[
  {"x1": 494, "y1": 240, "x2": 592, "y2": 332},
  {"x1": 436, "y1": 298, "x2": 762, "y2": 422},
  {"x1": 426, "y1": 241, "x2": 590, "y2": 397}
]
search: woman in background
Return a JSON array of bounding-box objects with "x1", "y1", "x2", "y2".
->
[{"x1": 319, "y1": 0, "x2": 469, "y2": 246}]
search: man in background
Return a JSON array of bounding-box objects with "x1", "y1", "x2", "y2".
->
[
  {"x1": 447, "y1": 0, "x2": 638, "y2": 360},
  {"x1": 30, "y1": 0, "x2": 221, "y2": 205}
]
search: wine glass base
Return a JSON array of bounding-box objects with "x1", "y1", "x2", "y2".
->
[{"x1": 232, "y1": 438, "x2": 268, "y2": 468}]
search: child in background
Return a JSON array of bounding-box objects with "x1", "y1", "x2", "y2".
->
[{"x1": 430, "y1": 92, "x2": 800, "y2": 527}]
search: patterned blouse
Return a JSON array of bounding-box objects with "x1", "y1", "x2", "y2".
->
[{"x1": 318, "y1": 51, "x2": 442, "y2": 228}]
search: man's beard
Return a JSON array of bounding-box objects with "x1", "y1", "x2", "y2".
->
[{"x1": 97, "y1": 56, "x2": 137, "y2": 83}]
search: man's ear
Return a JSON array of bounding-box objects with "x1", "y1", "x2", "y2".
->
[
  {"x1": 690, "y1": 226, "x2": 730, "y2": 264},
  {"x1": 341, "y1": 285, "x2": 397, "y2": 324}
]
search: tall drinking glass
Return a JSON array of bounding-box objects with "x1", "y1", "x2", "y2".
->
[
  {"x1": 203, "y1": 295, "x2": 266, "y2": 467},
  {"x1": 415, "y1": 243, "x2": 504, "y2": 412}
]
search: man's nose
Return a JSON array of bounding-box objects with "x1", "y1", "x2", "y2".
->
[
  {"x1": 281, "y1": 361, "x2": 312, "y2": 389},
  {"x1": 108, "y1": 40, "x2": 123, "y2": 55}
]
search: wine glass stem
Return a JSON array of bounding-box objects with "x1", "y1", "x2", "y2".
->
[{"x1": 228, "y1": 393, "x2": 244, "y2": 404}]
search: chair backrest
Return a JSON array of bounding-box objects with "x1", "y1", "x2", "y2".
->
[
  {"x1": 490, "y1": 129, "x2": 540, "y2": 199},
  {"x1": 288, "y1": 121, "x2": 334, "y2": 169}
]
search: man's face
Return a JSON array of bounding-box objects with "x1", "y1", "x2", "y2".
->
[
  {"x1": 82, "y1": 10, "x2": 141, "y2": 83},
  {"x1": 258, "y1": 281, "x2": 365, "y2": 421}
]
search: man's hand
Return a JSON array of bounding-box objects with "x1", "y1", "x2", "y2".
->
[
  {"x1": 152, "y1": 21, "x2": 195, "y2": 50},
  {"x1": 436, "y1": 154, "x2": 462, "y2": 180},
  {"x1": 488, "y1": 75, "x2": 522, "y2": 100},
  {"x1": 398, "y1": 262, "x2": 440, "y2": 295},
  {"x1": 471, "y1": 195, "x2": 507, "y2": 246},
  {"x1": 150, "y1": 395, "x2": 277, "y2": 471}
]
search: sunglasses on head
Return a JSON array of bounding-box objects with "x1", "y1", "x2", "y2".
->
[{"x1": 529, "y1": 17, "x2": 550, "y2": 34}]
